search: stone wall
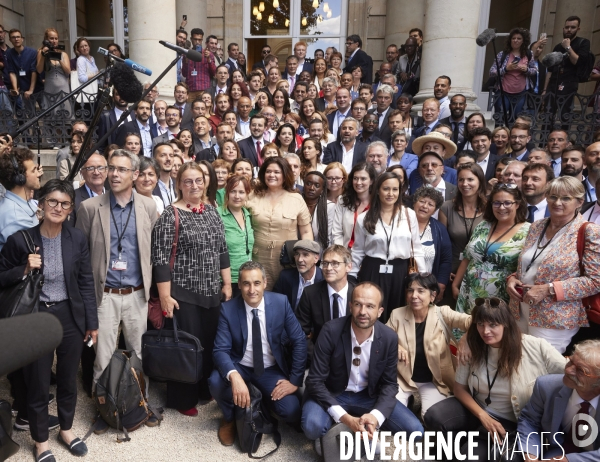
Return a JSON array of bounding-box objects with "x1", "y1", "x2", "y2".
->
[{"x1": 0, "y1": 0, "x2": 25, "y2": 38}]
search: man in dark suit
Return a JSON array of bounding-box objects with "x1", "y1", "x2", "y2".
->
[
  {"x1": 196, "y1": 122, "x2": 234, "y2": 162},
  {"x1": 224, "y1": 42, "x2": 240, "y2": 79},
  {"x1": 301, "y1": 282, "x2": 423, "y2": 449},
  {"x1": 96, "y1": 89, "x2": 129, "y2": 152},
  {"x1": 173, "y1": 82, "x2": 193, "y2": 127},
  {"x1": 282, "y1": 55, "x2": 299, "y2": 92},
  {"x1": 152, "y1": 105, "x2": 181, "y2": 147},
  {"x1": 407, "y1": 98, "x2": 441, "y2": 153},
  {"x1": 343, "y1": 34, "x2": 373, "y2": 84},
  {"x1": 209, "y1": 261, "x2": 307, "y2": 446},
  {"x1": 368, "y1": 84, "x2": 395, "y2": 147},
  {"x1": 273, "y1": 240, "x2": 323, "y2": 309},
  {"x1": 516, "y1": 340, "x2": 600, "y2": 461},
  {"x1": 297, "y1": 245, "x2": 355, "y2": 345},
  {"x1": 323, "y1": 118, "x2": 368, "y2": 171},
  {"x1": 207, "y1": 65, "x2": 230, "y2": 99},
  {"x1": 115, "y1": 100, "x2": 158, "y2": 157},
  {"x1": 409, "y1": 151, "x2": 458, "y2": 198},
  {"x1": 316, "y1": 77, "x2": 338, "y2": 112},
  {"x1": 470, "y1": 127, "x2": 502, "y2": 182},
  {"x1": 327, "y1": 88, "x2": 352, "y2": 140},
  {"x1": 294, "y1": 41, "x2": 313, "y2": 75},
  {"x1": 237, "y1": 114, "x2": 268, "y2": 166},
  {"x1": 522, "y1": 163, "x2": 554, "y2": 223},
  {"x1": 507, "y1": 123, "x2": 531, "y2": 162},
  {"x1": 411, "y1": 131, "x2": 458, "y2": 181},
  {"x1": 439, "y1": 94, "x2": 468, "y2": 153},
  {"x1": 71, "y1": 153, "x2": 107, "y2": 225}
]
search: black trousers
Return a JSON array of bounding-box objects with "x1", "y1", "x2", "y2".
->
[
  {"x1": 166, "y1": 300, "x2": 221, "y2": 409},
  {"x1": 8, "y1": 368, "x2": 28, "y2": 419},
  {"x1": 23, "y1": 301, "x2": 84, "y2": 442}
]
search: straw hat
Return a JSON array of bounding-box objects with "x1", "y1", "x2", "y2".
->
[{"x1": 411, "y1": 131, "x2": 457, "y2": 158}]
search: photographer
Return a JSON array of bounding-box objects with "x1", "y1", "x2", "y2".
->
[{"x1": 36, "y1": 28, "x2": 70, "y2": 115}]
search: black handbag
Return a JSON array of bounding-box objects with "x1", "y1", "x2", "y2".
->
[
  {"x1": 0, "y1": 399, "x2": 20, "y2": 460},
  {"x1": 235, "y1": 383, "x2": 281, "y2": 459},
  {"x1": 0, "y1": 231, "x2": 44, "y2": 319},
  {"x1": 141, "y1": 316, "x2": 203, "y2": 384},
  {"x1": 279, "y1": 240, "x2": 298, "y2": 269}
]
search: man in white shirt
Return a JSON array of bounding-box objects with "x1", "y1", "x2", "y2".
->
[
  {"x1": 323, "y1": 118, "x2": 368, "y2": 173},
  {"x1": 584, "y1": 142, "x2": 600, "y2": 203},
  {"x1": 236, "y1": 97, "x2": 252, "y2": 138},
  {"x1": 302, "y1": 282, "x2": 423, "y2": 453},
  {"x1": 153, "y1": 100, "x2": 168, "y2": 135},
  {"x1": 434, "y1": 76, "x2": 451, "y2": 120},
  {"x1": 209, "y1": 261, "x2": 307, "y2": 446},
  {"x1": 522, "y1": 163, "x2": 554, "y2": 223},
  {"x1": 294, "y1": 41, "x2": 313, "y2": 74},
  {"x1": 470, "y1": 127, "x2": 502, "y2": 181},
  {"x1": 329, "y1": 88, "x2": 351, "y2": 139},
  {"x1": 291, "y1": 82, "x2": 308, "y2": 114},
  {"x1": 152, "y1": 143, "x2": 175, "y2": 207}
]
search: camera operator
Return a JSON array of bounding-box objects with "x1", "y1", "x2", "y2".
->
[{"x1": 36, "y1": 28, "x2": 70, "y2": 102}]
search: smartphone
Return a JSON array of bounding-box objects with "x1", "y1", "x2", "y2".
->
[
  {"x1": 512, "y1": 56, "x2": 521, "y2": 64},
  {"x1": 183, "y1": 14, "x2": 187, "y2": 20},
  {"x1": 540, "y1": 32, "x2": 547, "y2": 40}
]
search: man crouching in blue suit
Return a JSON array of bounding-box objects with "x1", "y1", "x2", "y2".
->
[{"x1": 209, "y1": 260, "x2": 307, "y2": 446}]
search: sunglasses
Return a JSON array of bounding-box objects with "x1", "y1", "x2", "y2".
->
[{"x1": 352, "y1": 346, "x2": 361, "y2": 367}]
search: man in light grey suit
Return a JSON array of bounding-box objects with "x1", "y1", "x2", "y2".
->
[
  {"x1": 517, "y1": 339, "x2": 600, "y2": 462},
  {"x1": 76, "y1": 150, "x2": 158, "y2": 399}
]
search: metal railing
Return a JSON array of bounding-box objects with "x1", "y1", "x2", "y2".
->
[{"x1": 488, "y1": 89, "x2": 600, "y2": 145}]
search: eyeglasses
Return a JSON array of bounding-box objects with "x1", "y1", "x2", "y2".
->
[
  {"x1": 346, "y1": 42, "x2": 355, "y2": 46},
  {"x1": 352, "y1": 346, "x2": 361, "y2": 367},
  {"x1": 45, "y1": 198, "x2": 73, "y2": 210},
  {"x1": 183, "y1": 178, "x2": 204, "y2": 187},
  {"x1": 81, "y1": 166, "x2": 108, "y2": 173},
  {"x1": 420, "y1": 163, "x2": 442, "y2": 169},
  {"x1": 108, "y1": 166, "x2": 135, "y2": 174},
  {"x1": 510, "y1": 135, "x2": 528, "y2": 140},
  {"x1": 326, "y1": 176, "x2": 343, "y2": 183},
  {"x1": 565, "y1": 356, "x2": 600, "y2": 378},
  {"x1": 492, "y1": 200, "x2": 517, "y2": 208},
  {"x1": 547, "y1": 195, "x2": 574, "y2": 203},
  {"x1": 321, "y1": 260, "x2": 344, "y2": 269}
]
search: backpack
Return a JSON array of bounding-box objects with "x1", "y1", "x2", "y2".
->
[
  {"x1": 91, "y1": 350, "x2": 162, "y2": 442},
  {"x1": 576, "y1": 43, "x2": 595, "y2": 82}
]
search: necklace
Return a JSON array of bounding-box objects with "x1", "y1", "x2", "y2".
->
[{"x1": 186, "y1": 203, "x2": 205, "y2": 214}]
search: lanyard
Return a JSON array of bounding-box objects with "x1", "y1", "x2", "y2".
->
[
  {"x1": 525, "y1": 217, "x2": 574, "y2": 273},
  {"x1": 482, "y1": 222, "x2": 517, "y2": 263},
  {"x1": 588, "y1": 204, "x2": 596, "y2": 222},
  {"x1": 229, "y1": 207, "x2": 249, "y2": 255},
  {"x1": 110, "y1": 201, "x2": 134, "y2": 259},
  {"x1": 484, "y1": 349, "x2": 499, "y2": 405},
  {"x1": 379, "y1": 216, "x2": 395, "y2": 264},
  {"x1": 460, "y1": 200, "x2": 478, "y2": 243}
]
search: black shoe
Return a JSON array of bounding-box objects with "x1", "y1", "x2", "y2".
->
[
  {"x1": 145, "y1": 415, "x2": 160, "y2": 427},
  {"x1": 50, "y1": 371, "x2": 57, "y2": 385},
  {"x1": 48, "y1": 415, "x2": 60, "y2": 430},
  {"x1": 33, "y1": 448, "x2": 56, "y2": 462},
  {"x1": 57, "y1": 433, "x2": 88, "y2": 457},
  {"x1": 48, "y1": 393, "x2": 55, "y2": 405},
  {"x1": 14, "y1": 417, "x2": 29, "y2": 431},
  {"x1": 93, "y1": 417, "x2": 109, "y2": 435}
]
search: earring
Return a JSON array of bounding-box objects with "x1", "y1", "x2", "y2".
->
[{"x1": 67, "y1": 214, "x2": 71, "y2": 221}]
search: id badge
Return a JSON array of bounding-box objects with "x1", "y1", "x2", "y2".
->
[
  {"x1": 111, "y1": 259, "x2": 128, "y2": 271},
  {"x1": 558, "y1": 83, "x2": 564, "y2": 91},
  {"x1": 379, "y1": 264, "x2": 394, "y2": 274},
  {"x1": 19, "y1": 70, "x2": 26, "y2": 76},
  {"x1": 191, "y1": 70, "x2": 198, "y2": 76}
]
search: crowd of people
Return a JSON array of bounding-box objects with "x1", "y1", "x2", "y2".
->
[{"x1": 0, "y1": 13, "x2": 600, "y2": 462}]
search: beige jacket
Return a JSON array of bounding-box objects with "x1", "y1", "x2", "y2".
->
[{"x1": 386, "y1": 304, "x2": 471, "y2": 396}]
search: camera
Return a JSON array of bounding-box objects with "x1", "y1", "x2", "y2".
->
[{"x1": 42, "y1": 39, "x2": 65, "y2": 60}]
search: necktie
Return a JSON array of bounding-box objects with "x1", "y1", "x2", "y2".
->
[
  {"x1": 562, "y1": 401, "x2": 591, "y2": 454},
  {"x1": 452, "y1": 122, "x2": 460, "y2": 144},
  {"x1": 218, "y1": 89, "x2": 223, "y2": 94},
  {"x1": 332, "y1": 293, "x2": 340, "y2": 319},
  {"x1": 252, "y1": 309, "x2": 264, "y2": 376},
  {"x1": 527, "y1": 205, "x2": 537, "y2": 223},
  {"x1": 256, "y1": 140, "x2": 262, "y2": 157},
  {"x1": 290, "y1": 76, "x2": 295, "y2": 89}
]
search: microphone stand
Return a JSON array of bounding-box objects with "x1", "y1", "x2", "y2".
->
[
  {"x1": 491, "y1": 40, "x2": 509, "y2": 127},
  {"x1": 68, "y1": 53, "x2": 183, "y2": 179}
]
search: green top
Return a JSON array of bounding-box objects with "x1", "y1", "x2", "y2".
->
[
  {"x1": 218, "y1": 205, "x2": 255, "y2": 283},
  {"x1": 216, "y1": 188, "x2": 225, "y2": 207}
]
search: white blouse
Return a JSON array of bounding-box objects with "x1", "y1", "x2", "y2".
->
[{"x1": 350, "y1": 206, "x2": 426, "y2": 277}]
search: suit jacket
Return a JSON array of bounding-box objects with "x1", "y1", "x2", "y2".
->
[
  {"x1": 212, "y1": 292, "x2": 307, "y2": 386},
  {"x1": 481, "y1": 153, "x2": 502, "y2": 182},
  {"x1": 315, "y1": 97, "x2": 327, "y2": 112},
  {"x1": 196, "y1": 146, "x2": 218, "y2": 162},
  {"x1": 305, "y1": 316, "x2": 399, "y2": 419},
  {"x1": 152, "y1": 132, "x2": 177, "y2": 148},
  {"x1": 272, "y1": 267, "x2": 324, "y2": 309},
  {"x1": 439, "y1": 116, "x2": 467, "y2": 153},
  {"x1": 238, "y1": 136, "x2": 261, "y2": 166},
  {"x1": 296, "y1": 279, "x2": 356, "y2": 343},
  {"x1": 517, "y1": 374, "x2": 600, "y2": 461},
  {"x1": 97, "y1": 109, "x2": 119, "y2": 152},
  {"x1": 115, "y1": 120, "x2": 159, "y2": 154},
  {"x1": 75, "y1": 191, "x2": 158, "y2": 305},
  {"x1": 67, "y1": 184, "x2": 93, "y2": 226},
  {"x1": 368, "y1": 107, "x2": 393, "y2": 147},
  {"x1": 252, "y1": 60, "x2": 266, "y2": 71},
  {"x1": 281, "y1": 71, "x2": 299, "y2": 83},
  {"x1": 407, "y1": 121, "x2": 441, "y2": 153},
  {"x1": 176, "y1": 103, "x2": 193, "y2": 127},
  {"x1": 322, "y1": 140, "x2": 368, "y2": 167},
  {"x1": 224, "y1": 57, "x2": 238, "y2": 77},
  {"x1": 343, "y1": 49, "x2": 373, "y2": 84},
  {"x1": 408, "y1": 169, "x2": 458, "y2": 196},
  {"x1": 0, "y1": 224, "x2": 98, "y2": 335},
  {"x1": 326, "y1": 109, "x2": 351, "y2": 139}
]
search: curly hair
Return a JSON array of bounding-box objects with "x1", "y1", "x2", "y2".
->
[
  {"x1": 253, "y1": 156, "x2": 296, "y2": 196},
  {"x1": 504, "y1": 28, "x2": 531, "y2": 58}
]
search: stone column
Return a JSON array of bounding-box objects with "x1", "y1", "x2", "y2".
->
[
  {"x1": 384, "y1": 0, "x2": 426, "y2": 50},
  {"x1": 414, "y1": 0, "x2": 482, "y2": 112},
  {"x1": 176, "y1": 0, "x2": 207, "y2": 37},
  {"x1": 128, "y1": 0, "x2": 177, "y2": 99},
  {"x1": 22, "y1": 0, "x2": 56, "y2": 48},
  {"x1": 552, "y1": 0, "x2": 596, "y2": 50}
]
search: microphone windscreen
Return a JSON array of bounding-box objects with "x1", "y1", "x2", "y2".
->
[
  {"x1": 476, "y1": 28, "x2": 496, "y2": 47},
  {"x1": 541, "y1": 52, "x2": 565, "y2": 68},
  {"x1": 111, "y1": 63, "x2": 144, "y2": 103},
  {"x1": 0, "y1": 313, "x2": 63, "y2": 376},
  {"x1": 186, "y1": 49, "x2": 203, "y2": 63}
]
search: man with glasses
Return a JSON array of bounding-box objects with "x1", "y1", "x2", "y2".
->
[
  {"x1": 259, "y1": 106, "x2": 277, "y2": 142},
  {"x1": 297, "y1": 244, "x2": 355, "y2": 347},
  {"x1": 76, "y1": 150, "x2": 158, "y2": 430},
  {"x1": 517, "y1": 339, "x2": 600, "y2": 460},
  {"x1": 143, "y1": 82, "x2": 159, "y2": 124},
  {"x1": 302, "y1": 281, "x2": 423, "y2": 456},
  {"x1": 115, "y1": 100, "x2": 158, "y2": 158},
  {"x1": 252, "y1": 45, "x2": 272, "y2": 71},
  {"x1": 152, "y1": 106, "x2": 181, "y2": 146},
  {"x1": 508, "y1": 123, "x2": 532, "y2": 161},
  {"x1": 410, "y1": 151, "x2": 457, "y2": 202},
  {"x1": 182, "y1": 30, "x2": 216, "y2": 98},
  {"x1": 408, "y1": 98, "x2": 440, "y2": 153},
  {"x1": 343, "y1": 34, "x2": 372, "y2": 84}
]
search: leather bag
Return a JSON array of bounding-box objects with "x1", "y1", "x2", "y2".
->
[
  {"x1": 141, "y1": 316, "x2": 203, "y2": 384},
  {"x1": 147, "y1": 206, "x2": 180, "y2": 329},
  {"x1": 279, "y1": 239, "x2": 298, "y2": 269},
  {"x1": 576, "y1": 222, "x2": 600, "y2": 324},
  {"x1": 0, "y1": 231, "x2": 44, "y2": 319},
  {"x1": 235, "y1": 383, "x2": 281, "y2": 459},
  {"x1": 404, "y1": 208, "x2": 419, "y2": 274}
]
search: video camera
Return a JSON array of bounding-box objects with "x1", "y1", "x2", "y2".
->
[{"x1": 42, "y1": 40, "x2": 65, "y2": 60}]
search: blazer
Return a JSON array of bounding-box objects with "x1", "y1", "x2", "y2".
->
[
  {"x1": 343, "y1": 49, "x2": 373, "y2": 84},
  {"x1": 252, "y1": 60, "x2": 266, "y2": 71},
  {"x1": 439, "y1": 116, "x2": 467, "y2": 153},
  {"x1": 272, "y1": 266, "x2": 324, "y2": 309},
  {"x1": 509, "y1": 214, "x2": 600, "y2": 330},
  {"x1": 326, "y1": 109, "x2": 350, "y2": 139},
  {"x1": 96, "y1": 109, "x2": 119, "y2": 152},
  {"x1": 408, "y1": 169, "x2": 458, "y2": 197},
  {"x1": 407, "y1": 121, "x2": 440, "y2": 153},
  {"x1": 0, "y1": 224, "x2": 98, "y2": 336},
  {"x1": 224, "y1": 58, "x2": 238, "y2": 77},
  {"x1": 152, "y1": 132, "x2": 173, "y2": 148},
  {"x1": 517, "y1": 374, "x2": 600, "y2": 462},
  {"x1": 195, "y1": 146, "x2": 218, "y2": 162},
  {"x1": 296, "y1": 279, "x2": 356, "y2": 343},
  {"x1": 281, "y1": 71, "x2": 299, "y2": 83},
  {"x1": 305, "y1": 316, "x2": 399, "y2": 419},
  {"x1": 386, "y1": 304, "x2": 470, "y2": 395},
  {"x1": 75, "y1": 191, "x2": 158, "y2": 305},
  {"x1": 429, "y1": 217, "x2": 453, "y2": 286},
  {"x1": 481, "y1": 153, "x2": 502, "y2": 182},
  {"x1": 238, "y1": 136, "x2": 261, "y2": 166},
  {"x1": 368, "y1": 107, "x2": 393, "y2": 147},
  {"x1": 315, "y1": 97, "x2": 328, "y2": 113},
  {"x1": 331, "y1": 198, "x2": 357, "y2": 248},
  {"x1": 212, "y1": 292, "x2": 307, "y2": 386},
  {"x1": 67, "y1": 184, "x2": 93, "y2": 226},
  {"x1": 179, "y1": 103, "x2": 193, "y2": 127},
  {"x1": 322, "y1": 140, "x2": 368, "y2": 167},
  {"x1": 115, "y1": 119, "x2": 159, "y2": 153}
]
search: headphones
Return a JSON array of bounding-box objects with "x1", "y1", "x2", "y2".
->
[{"x1": 10, "y1": 154, "x2": 26, "y2": 186}]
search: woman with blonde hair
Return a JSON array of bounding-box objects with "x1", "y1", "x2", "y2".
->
[
  {"x1": 323, "y1": 162, "x2": 347, "y2": 205},
  {"x1": 491, "y1": 126, "x2": 512, "y2": 156}
]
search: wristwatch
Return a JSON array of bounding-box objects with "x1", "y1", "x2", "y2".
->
[
  {"x1": 548, "y1": 283, "x2": 556, "y2": 296},
  {"x1": 565, "y1": 46, "x2": 571, "y2": 52}
]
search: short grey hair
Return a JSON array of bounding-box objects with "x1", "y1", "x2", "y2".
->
[
  {"x1": 546, "y1": 176, "x2": 585, "y2": 201},
  {"x1": 391, "y1": 129, "x2": 408, "y2": 143},
  {"x1": 110, "y1": 149, "x2": 140, "y2": 171},
  {"x1": 381, "y1": 74, "x2": 397, "y2": 85},
  {"x1": 238, "y1": 261, "x2": 267, "y2": 281},
  {"x1": 284, "y1": 152, "x2": 301, "y2": 163},
  {"x1": 322, "y1": 76, "x2": 339, "y2": 88},
  {"x1": 341, "y1": 116, "x2": 359, "y2": 130},
  {"x1": 366, "y1": 141, "x2": 389, "y2": 157},
  {"x1": 376, "y1": 84, "x2": 395, "y2": 98},
  {"x1": 413, "y1": 186, "x2": 444, "y2": 210},
  {"x1": 572, "y1": 339, "x2": 600, "y2": 385},
  {"x1": 530, "y1": 148, "x2": 551, "y2": 162},
  {"x1": 323, "y1": 244, "x2": 352, "y2": 264}
]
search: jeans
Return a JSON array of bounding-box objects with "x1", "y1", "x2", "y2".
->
[
  {"x1": 301, "y1": 389, "x2": 424, "y2": 441},
  {"x1": 494, "y1": 90, "x2": 527, "y2": 125}
]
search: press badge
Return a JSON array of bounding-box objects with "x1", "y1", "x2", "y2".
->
[
  {"x1": 191, "y1": 70, "x2": 197, "y2": 76},
  {"x1": 379, "y1": 264, "x2": 393, "y2": 274},
  {"x1": 111, "y1": 259, "x2": 128, "y2": 271},
  {"x1": 19, "y1": 70, "x2": 26, "y2": 76},
  {"x1": 459, "y1": 252, "x2": 465, "y2": 261}
]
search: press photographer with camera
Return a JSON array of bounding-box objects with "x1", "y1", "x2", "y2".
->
[{"x1": 36, "y1": 28, "x2": 70, "y2": 99}]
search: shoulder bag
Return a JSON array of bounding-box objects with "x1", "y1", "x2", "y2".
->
[
  {"x1": 576, "y1": 222, "x2": 600, "y2": 324},
  {"x1": 148, "y1": 206, "x2": 179, "y2": 330},
  {"x1": 404, "y1": 207, "x2": 419, "y2": 274},
  {"x1": 0, "y1": 231, "x2": 44, "y2": 319},
  {"x1": 279, "y1": 239, "x2": 298, "y2": 269}
]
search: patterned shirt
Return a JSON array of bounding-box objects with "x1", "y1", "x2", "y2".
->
[{"x1": 182, "y1": 48, "x2": 217, "y2": 92}]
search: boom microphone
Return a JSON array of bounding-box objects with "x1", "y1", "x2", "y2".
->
[
  {"x1": 541, "y1": 51, "x2": 567, "y2": 68},
  {"x1": 476, "y1": 28, "x2": 496, "y2": 47},
  {"x1": 97, "y1": 47, "x2": 153, "y2": 76},
  {"x1": 0, "y1": 313, "x2": 63, "y2": 376},
  {"x1": 159, "y1": 41, "x2": 203, "y2": 62},
  {"x1": 110, "y1": 63, "x2": 144, "y2": 103}
]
